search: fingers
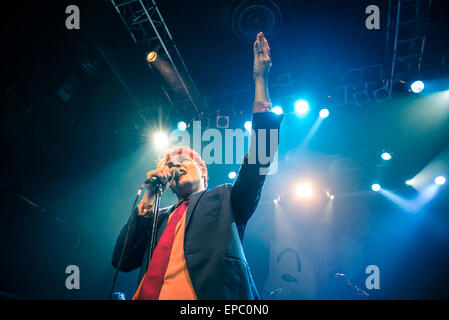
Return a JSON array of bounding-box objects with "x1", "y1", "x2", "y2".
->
[
  {"x1": 253, "y1": 40, "x2": 259, "y2": 57},
  {"x1": 258, "y1": 32, "x2": 264, "y2": 52},
  {"x1": 145, "y1": 168, "x2": 170, "y2": 187},
  {"x1": 254, "y1": 32, "x2": 264, "y2": 57},
  {"x1": 264, "y1": 37, "x2": 270, "y2": 57},
  {"x1": 254, "y1": 32, "x2": 270, "y2": 60}
]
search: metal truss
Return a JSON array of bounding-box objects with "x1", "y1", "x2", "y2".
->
[
  {"x1": 385, "y1": 0, "x2": 433, "y2": 93},
  {"x1": 110, "y1": 0, "x2": 202, "y2": 117}
]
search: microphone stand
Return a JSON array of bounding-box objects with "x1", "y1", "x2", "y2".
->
[{"x1": 148, "y1": 183, "x2": 163, "y2": 260}]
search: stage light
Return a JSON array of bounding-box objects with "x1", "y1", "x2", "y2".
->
[
  {"x1": 371, "y1": 184, "x2": 381, "y2": 192},
  {"x1": 294, "y1": 99, "x2": 310, "y2": 117},
  {"x1": 319, "y1": 108, "x2": 329, "y2": 118},
  {"x1": 228, "y1": 171, "x2": 237, "y2": 179},
  {"x1": 435, "y1": 176, "x2": 446, "y2": 185},
  {"x1": 410, "y1": 80, "x2": 424, "y2": 93},
  {"x1": 381, "y1": 152, "x2": 392, "y2": 161},
  {"x1": 147, "y1": 51, "x2": 158, "y2": 63},
  {"x1": 244, "y1": 121, "x2": 252, "y2": 132},
  {"x1": 153, "y1": 131, "x2": 169, "y2": 150},
  {"x1": 330, "y1": 195, "x2": 335, "y2": 200},
  {"x1": 295, "y1": 183, "x2": 312, "y2": 198},
  {"x1": 177, "y1": 121, "x2": 187, "y2": 131},
  {"x1": 273, "y1": 195, "x2": 281, "y2": 204},
  {"x1": 272, "y1": 106, "x2": 283, "y2": 115},
  {"x1": 405, "y1": 180, "x2": 413, "y2": 186}
]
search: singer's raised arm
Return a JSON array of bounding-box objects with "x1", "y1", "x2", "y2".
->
[{"x1": 230, "y1": 32, "x2": 283, "y2": 226}]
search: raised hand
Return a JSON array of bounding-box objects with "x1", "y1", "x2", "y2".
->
[{"x1": 253, "y1": 32, "x2": 272, "y2": 80}]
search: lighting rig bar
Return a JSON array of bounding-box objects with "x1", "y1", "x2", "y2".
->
[
  {"x1": 385, "y1": 0, "x2": 432, "y2": 93},
  {"x1": 110, "y1": 0, "x2": 203, "y2": 117}
]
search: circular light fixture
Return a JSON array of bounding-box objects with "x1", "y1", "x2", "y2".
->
[
  {"x1": 147, "y1": 51, "x2": 158, "y2": 63},
  {"x1": 153, "y1": 131, "x2": 169, "y2": 150},
  {"x1": 381, "y1": 152, "x2": 392, "y2": 161},
  {"x1": 272, "y1": 106, "x2": 283, "y2": 115},
  {"x1": 177, "y1": 121, "x2": 187, "y2": 131},
  {"x1": 244, "y1": 121, "x2": 252, "y2": 131},
  {"x1": 319, "y1": 108, "x2": 329, "y2": 118},
  {"x1": 295, "y1": 183, "x2": 312, "y2": 198},
  {"x1": 410, "y1": 80, "x2": 424, "y2": 93},
  {"x1": 294, "y1": 99, "x2": 310, "y2": 117},
  {"x1": 435, "y1": 176, "x2": 446, "y2": 185}
]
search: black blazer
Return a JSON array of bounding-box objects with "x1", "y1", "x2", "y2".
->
[{"x1": 112, "y1": 112, "x2": 282, "y2": 299}]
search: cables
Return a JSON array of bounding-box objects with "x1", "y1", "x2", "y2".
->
[{"x1": 107, "y1": 184, "x2": 144, "y2": 300}]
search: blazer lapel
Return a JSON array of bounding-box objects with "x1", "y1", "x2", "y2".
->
[{"x1": 185, "y1": 189, "x2": 206, "y2": 232}]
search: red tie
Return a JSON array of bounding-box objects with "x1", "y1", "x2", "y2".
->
[{"x1": 135, "y1": 200, "x2": 189, "y2": 300}]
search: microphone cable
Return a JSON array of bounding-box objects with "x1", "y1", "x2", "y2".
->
[{"x1": 107, "y1": 184, "x2": 144, "y2": 300}]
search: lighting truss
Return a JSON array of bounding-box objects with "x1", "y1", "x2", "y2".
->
[
  {"x1": 385, "y1": 0, "x2": 433, "y2": 93},
  {"x1": 110, "y1": 0, "x2": 203, "y2": 117}
]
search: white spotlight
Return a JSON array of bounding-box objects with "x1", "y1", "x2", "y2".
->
[
  {"x1": 294, "y1": 99, "x2": 310, "y2": 117},
  {"x1": 153, "y1": 131, "x2": 169, "y2": 150},
  {"x1": 435, "y1": 176, "x2": 446, "y2": 185},
  {"x1": 244, "y1": 121, "x2": 252, "y2": 132},
  {"x1": 381, "y1": 152, "x2": 392, "y2": 161},
  {"x1": 272, "y1": 106, "x2": 283, "y2": 115},
  {"x1": 228, "y1": 171, "x2": 237, "y2": 179},
  {"x1": 410, "y1": 80, "x2": 424, "y2": 93},
  {"x1": 371, "y1": 184, "x2": 381, "y2": 192},
  {"x1": 319, "y1": 108, "x2": 330, "y2": 118},
  {"x1": 296, "y1": 183, "x2": 312, "y2": 198}
]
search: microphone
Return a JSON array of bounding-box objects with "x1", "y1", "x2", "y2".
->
[
  {"x1": 269, "y1": 288, "x2": 282, "y2": 296},
  {"x1": 144, "y1": 168, "x2": 180, "y2": 187}
]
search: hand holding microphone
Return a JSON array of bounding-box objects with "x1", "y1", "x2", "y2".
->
[
  {"x1": 138, "y1": 167, "x2": 179, "y2": 216},
  {"x1": 145, "y1": 166, "x2": 180, "y2": 192}
]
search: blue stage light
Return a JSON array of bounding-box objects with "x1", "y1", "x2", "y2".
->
[
  {"x1": 319, "y1": 108, "x2": 329, "y2": 118},
  {"x1": 435, "y1": 176, "x2": 446, "y2": 185},
  {"x1": 381, "y1": 152, "x2": 392, "y2": 161},
  {"x1": 372, "y1": 184, "x2": 381, "y2": 192},
  {"x1": 177, "y1": 121, "x2": 187, "y2": 131},
  {"x1": 294, "y1": 99, "x2": 310, "y2": 117},
  {"x1": 411, "y1": 80, "x2": 424, "y2": 93},
  {"x1": 228, "y1": 171, "x2": 237, "y2": 179},
  {"x1": 272, "y1": 106, "x2": 283, "y2": 115}
]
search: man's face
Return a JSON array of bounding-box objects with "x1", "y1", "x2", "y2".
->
[{"x1": 166, "y1": 154, "x2": 204, "y2": 198}]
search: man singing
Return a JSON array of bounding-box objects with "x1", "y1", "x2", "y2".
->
[{"x1": 112, "y1": 32, "x2": 282, "y2": 299}]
